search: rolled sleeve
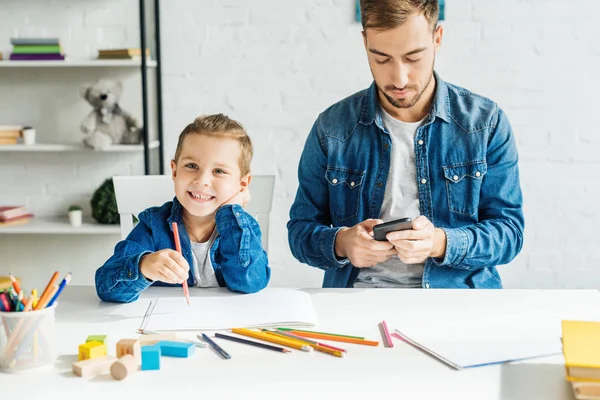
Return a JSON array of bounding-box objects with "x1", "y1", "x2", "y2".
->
[
  {"x1": 432, "y1": 227, "x2": 469, "y2": 268},
  {"x1": 321, "y1": 227, "x2": 351, "y2": 267}
]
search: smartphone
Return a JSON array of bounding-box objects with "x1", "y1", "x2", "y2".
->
[{"x1": 373, "y1": 217, "x2": 413, "y2": 241}]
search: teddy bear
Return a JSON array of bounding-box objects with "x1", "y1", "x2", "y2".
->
[{"x1": 80, "y1": 79, "x2": 142, "y2": 150}]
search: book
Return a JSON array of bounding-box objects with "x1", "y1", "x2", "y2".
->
[
  {"x1": 0, "y1": 137, "x2": 18, "y2": 145},
  {"x1": 10, "y1": 37, "x2": 60, "y2": 46},
  {"x1": 572, "y1": 381, "x2": 600, "y2": 400},
  {"x1": 9, "y1": 54, "x2": 65, "y2": 61},
  {"x1": 98, "y1": 48, "x2": 150, "y2": 57},
  {"x1": 0, "y1": 130, "x2": 21, "y2": 138},
  {"x1": 12, "y1": 45, "x2": 62, "y2": 54},
  {"x1": 0, "y1": 125, "x2": 23, "y2": 131},
  {"x1": 0, "y1": 213, "x2": 34, "y2": 223},
  {"x1": 562, "y1": 320, "x2": 600, "y2": 382},
  {"x1": 0, "y1": 215, "x2": 33, "y2": 227},
  {"x1": 0, "y1": 206, "x2": 30, "y2": 220}
]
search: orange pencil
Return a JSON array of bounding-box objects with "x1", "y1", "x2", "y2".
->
[
  {"x1": 9, "y1": 273, "x2": 21, "y2": 295},
  {"x1": 34, "y1": 271, "x2": 60, "y2": 310},
  {"x1": 171, "y1": 222, "x2": 190, "y2": 306},
  {"x1": 288, "y1": 331, "x2": 380, "y2": 346}
]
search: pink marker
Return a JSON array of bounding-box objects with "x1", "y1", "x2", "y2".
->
[{"x1": 380, "y1": 320, "x2": 394, "y2": 348}]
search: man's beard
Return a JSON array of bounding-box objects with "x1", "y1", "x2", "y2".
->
[{"x1": 380, "y1": 68, "x2": 434, "y2": 109}]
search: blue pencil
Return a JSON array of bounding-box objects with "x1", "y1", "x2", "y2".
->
[
  {"x1": 46, "y1": 272, "x2": 71, "y2": 307},
  {"x1": 200, "y1": 333, "x2": 231, "y2": 360}
]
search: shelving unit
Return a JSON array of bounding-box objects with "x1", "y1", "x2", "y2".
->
[
  {"x1": 0, "y1": 60, "x2": 158, "y2": 68},
  {"x1": 0, "y1": 217, "x2": 121, "y2": 235},
  {"x1": 0, "y1": 140, "x2": 159, "y2": 152}
]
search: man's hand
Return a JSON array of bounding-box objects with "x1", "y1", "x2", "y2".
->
[
  {"x1": 223, "y1": 187, "x2": 251, "y2": 208},
  {"x1": 386, "y1": 216, "x2": 447, "y2": 264},
  {"x1": 335, "y1": 219, "x2": 397, "y2": 268},
  {"x1": 140, "y1": 249, "x2": 190, "y2": 284}
]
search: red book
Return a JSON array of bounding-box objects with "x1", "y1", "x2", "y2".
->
[
  {"x1": 0, "y1": 206, "x2": 30, "y2": 221},
  {"x1": 0, "y1": 214, "x2": 33, "y2": 227}
]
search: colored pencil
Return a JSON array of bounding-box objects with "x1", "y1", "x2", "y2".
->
[
  {"x1": 34, "y1": 271, "x2": 60, "y2": 310},
  {"x1": 232, "y1": 328, "x2": 313, "y2": 352},
  {"x1": 286, "y1": 330, "x2": 380, "y2": 346},
  {"x1": 379, "y1": 320, "x2": 394, "y2": 348},
  {"x1": 263, "y1": 330, "x2": 344, "y2": 357},
  {"x1": 215, "y1": 333, "x2": 291, "y2": 353},
  {"x1": 276, "y1": 327, "x2": 365, "y2": 340},
  {"x1": 47, "y1": 272, "x2": 71, "y2": 307},
  {"x1": 264, "y1": 329, "x2": 347, "y2": 353},
  {"x1": 171, "y1": 222, "x2": 190, "y2": 306},
  {"x1": 9, "y1": 273, "x2": 21, "y2": 295},
  {"x1": 201, "y1": 333, "x2": 231, "y2": 359}
]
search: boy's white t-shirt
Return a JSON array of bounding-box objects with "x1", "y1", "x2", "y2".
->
[{"x1": 190, "y1": 229, "x2": 219, "y2": 288}]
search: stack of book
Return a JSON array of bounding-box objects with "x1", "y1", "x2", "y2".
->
[
  {"x1": 0, "y1": 205, "x2": 34, "y2": 227},
  {"x1": 97, "y1": 48, "x2": 150, "y2": 60},
  {"x1": 562, "y1": 320, "x2": 600, "y2": 399},
  {"x1": 10, "y1": 37, "x2": 65, "y2": 61},
  {"x1": 0, "y1": 125, "x2": 22, "y2": 145}
]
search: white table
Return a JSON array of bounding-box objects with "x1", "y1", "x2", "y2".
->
[{"x1": 4, "y1": 286, "x2": 597, "y2": 400}]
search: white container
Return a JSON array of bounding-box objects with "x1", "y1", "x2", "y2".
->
[
  {"x1": 22, "y1": 128, "x2": 36, "y2": 145},
  {"x1": 68, "y1": 210, "x2": 82, "y2": 227},
  {"x1": 0, "y1": 305, "x2": 57, "y2": 373}
]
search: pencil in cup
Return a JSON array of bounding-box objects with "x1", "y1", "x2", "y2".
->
[
  {"x1": 263, "y1": 330, "x2": 345, "y2": 357},
  {"x1": 231, "y1": 328, "x2": 313, "y2": 352},
  {"x1": 171, "y1": 222, "x2": 190, "y2": 306},
  {"x1": 0, "y1": 305, "x2": 57, "y2": 371},
  {"x1": 215, "y1": 333, "x2": 291, "y2": 353}
]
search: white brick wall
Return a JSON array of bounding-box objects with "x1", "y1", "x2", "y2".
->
[{"x1": 1, "y1": 0, "x2": 598, "y2": 290}]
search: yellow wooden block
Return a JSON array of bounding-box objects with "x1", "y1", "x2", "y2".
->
[{"x1": 78, "y1": 341, "x2": 107, "y2": 361}]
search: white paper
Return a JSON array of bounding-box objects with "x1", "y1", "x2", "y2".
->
[
  {"x1": 110, "y1": 289, "x2": 318, "y2": 331},
  {"x1": 394, "y1": 311, "x2": 563, "y2": 369}
]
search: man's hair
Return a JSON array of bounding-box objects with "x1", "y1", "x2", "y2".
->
[
  {"x1": 360, "y1": 0, "x2": 439, "y2": 32},
  {"x1": 174, "y1": 113, "x2": 253, "y2": 176}
]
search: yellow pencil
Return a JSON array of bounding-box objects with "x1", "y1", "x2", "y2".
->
[
  {"x1": 264, "y1": 330, "x2": 345, "y2": 358},
  {"x1": 231, "y1": 328, "x2": 313, "y2": 352},
  {"x1": 31, "y1": 289, "x2": 38, "y2": 309}
]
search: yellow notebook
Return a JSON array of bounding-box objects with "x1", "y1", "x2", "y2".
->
[{"x1": 563, "y1": 320, "x2": 600, "y2": 382}]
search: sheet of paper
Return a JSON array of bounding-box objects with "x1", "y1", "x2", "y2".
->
[
  {"x1": 110, "y1": 289, "x2": 318, "y2": 331},
  {"x1": 393, "y1": 311, "x2": 563, "y2": 369}
]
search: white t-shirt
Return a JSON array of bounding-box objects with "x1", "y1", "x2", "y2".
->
[
  {"x1": 354, "y1": 108, "x2": 425, "y2": 288},
  {"x1": 190, "y1": 229, "x2": 219, "y2": 288}
]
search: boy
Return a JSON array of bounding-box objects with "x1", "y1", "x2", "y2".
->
[{"x1": 95, "y1": 114, "x2": 270, "y2": 303}]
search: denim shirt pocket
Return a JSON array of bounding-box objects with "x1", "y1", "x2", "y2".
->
[
  {"x1": 325, "y1": 166, "x2": 365, "y2": 221},
  {"x1": 443, "y1": 160, "x2": 487, "y2": 216}
]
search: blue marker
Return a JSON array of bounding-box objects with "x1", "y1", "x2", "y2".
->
[{"x1": 47, "y1": 272, "x2": 71, "y2": 307}]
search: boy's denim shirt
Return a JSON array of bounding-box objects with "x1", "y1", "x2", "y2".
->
[
  {"x1": 95, "y1": 198, "x2": 271, "y2": 303},
  {"x1": 287, "y1": 72, "x2": 524, "y2": 289}
]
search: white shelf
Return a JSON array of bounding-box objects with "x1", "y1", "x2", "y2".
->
[
  {"x1": 0, "y1": 140, "x2": 160, "y2": 152},
  {"x1": 0, "y1": 59, "x2": 157, "y2": 68},
  {"x1": 0, "y1": 217, "x2": 121, "y2": 235}
]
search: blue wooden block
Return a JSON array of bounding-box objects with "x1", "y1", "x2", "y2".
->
[
  {"x1": 141, "y1": 344, "x2": 161, "y2": 370},
  {"x1": 159, "y1": 340, "x2": 196, "y2": 358}
]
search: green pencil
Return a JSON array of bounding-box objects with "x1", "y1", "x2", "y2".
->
[{"x1": 276, "y1": 328, "x2": 364, "y2": 340}]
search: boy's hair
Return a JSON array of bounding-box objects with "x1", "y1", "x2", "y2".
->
[
  {"x1": 174, "y1": 113, "x2": 253, "y2": 176},
  {"x1": 360, "y1": 0, "x2": 439, "y2": 32}
]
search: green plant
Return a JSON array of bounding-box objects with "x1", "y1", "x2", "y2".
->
[
  {"x1": 90, "y1": 178, "x2": 119, "y2": 224},
  {"x1": 68, "y1": 205, "x2": 82, "y2": 212}
]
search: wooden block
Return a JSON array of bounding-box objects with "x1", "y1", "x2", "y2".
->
[
  {"x1": 78, "y1": 341, "x2": 107, "y2": 361},
  {"x1": 110, "y1": 354, "x2": 138, "y2": 381},
  {"x1": 139, "y1": 333, "x2": 176, "y2": 345},
  {"x1": 159, "y1": 340, "x2": 196, "y2": 358},
  {"x1": 72, "y1": 356, "x2": 116, "y2": 377},
  {"x1": 116, "y1": 338, "x2": 141, "y2": 364},
  {"x1": 86, "y1": 335, "x2": 107, "y2": 343},
  {"x1": 141, "y1": 343, "x2": 161, "y2": 371}
]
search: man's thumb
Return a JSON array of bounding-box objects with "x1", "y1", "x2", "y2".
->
[{"x1": 360, "y1": 219, "x2": 384, "y2": 232}]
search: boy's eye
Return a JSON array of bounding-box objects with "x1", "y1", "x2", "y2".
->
[
  {"x1": 185, "y1": 163, "x2": 198, "y2": 169},
  {"x1": 375, "y1": 58, "x2": 389, "y2": 65},
  {"x1": 214, "y1": 168, "x2": 227, "y2": 174}
]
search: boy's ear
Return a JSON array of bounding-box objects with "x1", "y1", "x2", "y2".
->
[
  {"x1": 240, "y1": 174, "x2": 251, "y2": 188},
  {"x1": 170, "y1": 159, "x2": 177, "y2": 179}
]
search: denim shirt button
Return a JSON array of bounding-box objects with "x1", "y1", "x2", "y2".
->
[
  {"x1": 332, "y1": 178, "x2": 338, "y2": 184},
  {"x1": 384, "y1": 143, "x2": 389, "y2": 149},
  {"x1": 453, "y1": 175, "x2": 459, "y2": 181},
  {"x1": 127, "y1": 271, "x2": 132, "y2": 278},
  {"x1": 421, "y1": 179, "x2": 427, "y2": 184},
  {"x1": 418, "y1": 140, "x2": 424, "y2": 145},
  {"x1": 377, "y1": 182, "x2": 383, "y2": 188},
  {"x1": 475, "y1": 171, "x2": 481, "y2": 177},
  {"x1": 350, "y1": 182, "x2": 355, "y2": 187}
]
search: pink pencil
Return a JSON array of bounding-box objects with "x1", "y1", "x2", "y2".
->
[
  {"x1": 379, "y1": 320, "x2": 394, "y2": 348},
  {"x1": 171, "y1": 222, "x2": 190, "y2": 306}
]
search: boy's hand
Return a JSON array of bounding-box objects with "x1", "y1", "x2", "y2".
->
[
  {"x1": 223, "y1": 187, "x2": 251, "y2": 208},
  {"x1": 139, "y1": 249, "x2": 190, "y2": 284}
]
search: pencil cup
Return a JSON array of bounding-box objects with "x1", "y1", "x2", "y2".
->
[{"x1": 0, "y1": 305, "x2": 57, "y2": 373}]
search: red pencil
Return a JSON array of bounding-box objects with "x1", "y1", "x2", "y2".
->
[{"x1": 171, "y1": 222, "x2": 190, "y2": 306}]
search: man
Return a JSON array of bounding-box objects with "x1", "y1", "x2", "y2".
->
[{"x1": 287, "y1": 0, "x2": 524, "y2": 289}]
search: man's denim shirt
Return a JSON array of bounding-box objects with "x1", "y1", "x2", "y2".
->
[
  {"x1": 96, "y1": 199, "x2": 270, "y2": 303},
  {"x1": 287, "y1": 72, "x2": 524, "y2": 289}
]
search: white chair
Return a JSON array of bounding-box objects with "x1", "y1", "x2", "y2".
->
[{"x1": 112, "y1": 174, "x2": 275, "y2": 253}]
